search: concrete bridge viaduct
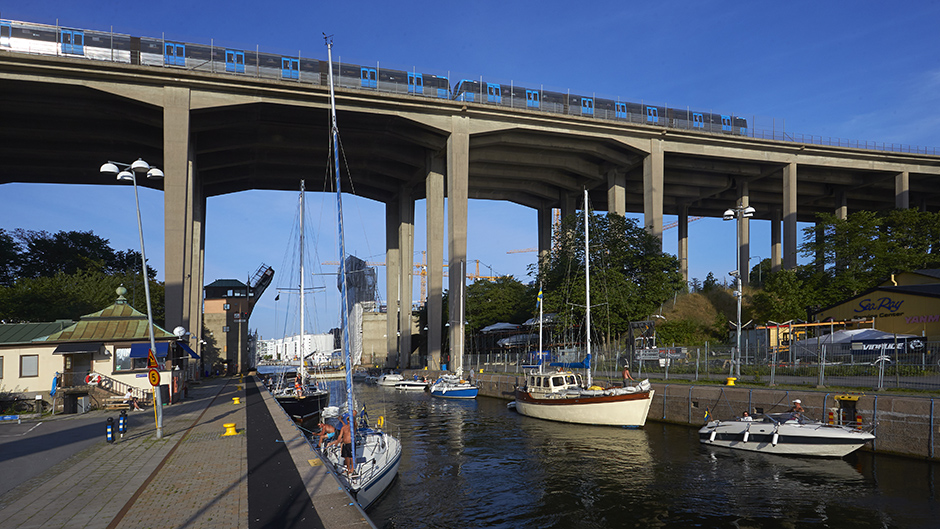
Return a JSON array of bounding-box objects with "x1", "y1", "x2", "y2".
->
[{"x1": 3, "y1": 52, "x2": 940, "y2": 370}]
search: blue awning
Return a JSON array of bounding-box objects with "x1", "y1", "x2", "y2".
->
[
  {"x1": 179, "y1": 341, "x2": 199, "y2": 359},
  {"x1": 129, "y1": 342, "x2": 170, "y2": 358}
]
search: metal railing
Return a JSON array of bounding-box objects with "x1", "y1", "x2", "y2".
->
[{"x1": 468, "y1": 341, "x2": 940, "y2": 391}]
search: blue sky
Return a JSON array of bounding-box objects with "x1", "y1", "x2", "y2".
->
[{"x1": 2, "y1": 1, "x2": 939, "y2": 340}]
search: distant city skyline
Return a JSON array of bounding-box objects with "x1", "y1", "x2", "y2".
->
[{"x1": 2, "y1": 1, "x2": 938, "y2": 340}]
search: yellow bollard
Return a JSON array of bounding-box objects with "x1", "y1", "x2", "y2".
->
[
  {"x1": 222, "y1": 423, "x2": 238, "y2": 436},
  {"x1": 237, "y1": 385, "x2": 243, "y2": 391},
  {"x1": 726, "y1": 377, "x2": 736, "y2": 386},
  {"x1": 232, "y1": 397, "x2": 241, "y2": 405}
]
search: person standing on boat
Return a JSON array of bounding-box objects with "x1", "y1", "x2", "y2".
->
[
  {"x1": 741, "y1": 411, "x2": 753, "y2": 421},
  {"x1": 622, "y1": 365, "x2": 635, "y2": 386},
  {"x1": 789, "y1": 399, "x2": 804, "y2": 413},
  {"x1": 330, "y1": 413, "x2": 354, "y2": 475}
]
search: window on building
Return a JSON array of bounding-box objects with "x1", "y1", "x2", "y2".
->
[
  {"x1": 20, "y1": 355, "x2": 39, "y2": 377},
  {"x1": 0, "y1": 356, "x2": 4, "y2": 379},
  {"x1": 223, "y1": 326, "x2": 230, "y2": 332},
  {"x1": 223, "y1": 303, "x2": 230, "y2": 310}
]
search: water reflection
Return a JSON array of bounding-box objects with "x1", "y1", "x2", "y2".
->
[{"x1": 327, "y1": 381, "x2": 940, "y2": 528}]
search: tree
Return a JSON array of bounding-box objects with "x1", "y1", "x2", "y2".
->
[
  {"x1": 15, "y1": 229, "x2": 116, "y2": 278},
  {"x1": 0, "y1": 228, "x2": 22, "y2": 287},
  {"x1": 749, "y1": 269, "x2": 811, "y2": 324},
  {"x1": 465, "y1": 276, "x2": 535, "y2": 334},
  {"x1": 539, "y1": 211, "x2": 683, "y2": 344}
]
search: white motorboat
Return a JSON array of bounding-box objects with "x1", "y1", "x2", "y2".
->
[
  {"x1": 376, "y1": 373, "x2": 404, "y2": 387},
  {"x1": 429, "y1": 374, "x2": 478, "y2": 399},
  {"x1": 395, "y1": 379, "x2": 429, "y2": 391},
  {"x1": 698, "y1": 412, "x2": 875, "y2": 457},
  {"x1": 318, "y1": 37, "x2": 400, "y2": 509}
]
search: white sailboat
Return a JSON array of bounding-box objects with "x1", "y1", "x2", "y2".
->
[
  {"x1": 318, "y1": 36, "x2": 401, "y2": 509},
  {"x1": 273, "y1": 180, "x2": 329, "y2": 429},
  {"x1": 430, "y1": 261, "x2": 479, "y2": 399},
  {"x1": 513, "y1": 190, "x2": 654, "y2": 427}
]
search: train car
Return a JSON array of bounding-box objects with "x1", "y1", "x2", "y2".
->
[{"x1": 0, "y1": 19, "x2": 133, "y2": 63}]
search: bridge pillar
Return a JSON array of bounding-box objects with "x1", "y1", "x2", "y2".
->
[
  {"x1": 678, "y1": 204, "x2": 688, "y2": 284},
  {"x1": 426, "y1": 154, "x2": 445, "y2": 371},
  {"x1": 783, "y1": 162, "x2": 798, "y2": 270},
  {"x1": 737, "y1": 182, "x2": 750, "y2": 287},
  {"x1": 643, "y1": 139, "x2": 664, "y2": 248},
  {"x1": 560, "y1": 191, "x2": 576, "y2": 221},
  {"x1": 537, "y1": 205, "x2": 552, "y2": 266},
  {"x1": 606, "y1": 168, "x2": 626, "y2": 216},
  {"x1": 162, "y1": 86, "x2": 199, "y2": 342},
  {"x1": 834, "y1": 189, "x2": 848, "y2": 272},
  {"x1": 771, "y1": 208, "x2": 782, "y2": 273},
  {"x1": 447, "y1": 116, "x2": 469, "y2": 369},
  {"x1": 399, "y1": 186, "x2": 415, "y2": 369},
  {"x1": 385, "y1": 198, "x2": 400, "y2": 369},
  {"x1": 896, "y1": 170, "x2": 910, "y2": 209}
]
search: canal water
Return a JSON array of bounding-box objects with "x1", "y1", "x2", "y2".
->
[{"x1": 325, "y1": 380, "x2": 940, "y2": 528}]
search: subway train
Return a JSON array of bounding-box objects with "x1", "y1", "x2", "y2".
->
[{"x1": 0, "y1": 18, "x2": 747, "y2": 134}]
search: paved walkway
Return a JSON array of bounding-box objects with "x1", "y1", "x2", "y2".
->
[{"x1": 0, "y1": 376, "x2": 372, "y2": 529}]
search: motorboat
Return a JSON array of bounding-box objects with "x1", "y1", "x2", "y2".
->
[
  {"x1": 376, "y1": 373, "x2": 404, "y2": 387},
  {"x1": 698, "y1": 412, "x2": 875, "y2": 457},
  {"x1": 395, "y1": 379, "x2": 430, "y2": 391}
]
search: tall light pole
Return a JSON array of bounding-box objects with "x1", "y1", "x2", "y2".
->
[
  {"x1": 101, "y1": 159, "x2": 165, "y2": 439},
  {"x1": 724, "y1": 204, "x2": 755, "y2": 378}
]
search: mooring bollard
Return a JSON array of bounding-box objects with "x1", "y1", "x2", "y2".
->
[
  {"x1": 222, "y1": 423, "x2": 238, "y2": 436},
  {"x1": 118, "y1": 410, "x2": 127, "y2": 438},
  {"x1": 106, "y1": 417, "x2": 114, "y2": 444},
  {"x1": 232, "y1": 397, "x2": 241, "y2": 405},
  {"x1": 726, "y1": 377, "x2": 737, "y2": 386}
]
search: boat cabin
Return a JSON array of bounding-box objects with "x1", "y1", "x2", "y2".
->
[{"x1": 525, "y1": 371, "x2": 583, "y2": 396}]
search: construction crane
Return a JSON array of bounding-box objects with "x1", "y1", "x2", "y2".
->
[{"x1": 663, "y1": 216, "x2": 704, "y2": 230}]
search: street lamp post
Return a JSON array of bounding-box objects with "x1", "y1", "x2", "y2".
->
[
  {"x1": 100, "y1": 159, "x2": 165, "y2": 439},
  {"x1": 723, "y1": 204, "x2": 755, "y2": 378}
]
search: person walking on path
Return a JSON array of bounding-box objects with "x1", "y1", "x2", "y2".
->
[{"x1": 622, "y1": 365, "x2": 635, "y2": 386}]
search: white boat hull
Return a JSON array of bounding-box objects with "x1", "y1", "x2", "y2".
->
[
  {"x1": 698, "y1": 417, "x2": 875, "y2": 458},
  {"x1": 515, "y1": 388, "x2": 654, "y2": 427},
  {"x1": 376, "y1": 374, "x2": 404, "y2": 387},
  {"x1": 323, "y1": 428, "x2": 401, "y2": 509}
]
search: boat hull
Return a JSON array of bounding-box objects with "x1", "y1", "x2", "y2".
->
[
  {"x1": 698, "y1": 419, "x2": 875, "y2": 457},
  {"x1": 376, "y1": 374, "x2": 404, "y2": 387},
  {"x1": 395, "y1": 381, "x2": 429, "y2": 391},
  {"x1": 514, "y1": 388, "x2": 654, "y2": 427},
  {"x1": 324, "y1": 428, "x2": 401, "y2": 509},
  {"x1": 275, "y1": 390, "x2": 330, "y2": 429}
]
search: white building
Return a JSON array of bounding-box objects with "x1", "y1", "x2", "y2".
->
[{"x1": 259, "y1": 332, "x2": 335, "y2": 365}]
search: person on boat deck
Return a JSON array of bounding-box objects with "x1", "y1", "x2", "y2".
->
[
  {"x1": 329, "y1": 413, "x2": 355, "y2": 475},
  {"x1": 788, "y1": 399, "x2": 805, "y2": 420},
  {"x1": 622, "y1": 366, "x2": 635, "y2": 385},
  {"x1": 741, "y1": 411, "x2": 753, "y2": 421},
  {"x1": 124, "y1": 389, "x2": 143, "y2": 411},
  {"x1": 316, "y1": 422, "x2": 337, "y2": 449}
]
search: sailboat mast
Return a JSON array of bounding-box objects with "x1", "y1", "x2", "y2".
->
[
  {"x1": 538, "y1": 281, "x2": 544, "y2": 375},
  {"x1": 583, "y1": 189, "x2": 592, "y2": 387},
  {"x1": 299, "y1": 180, "x2": 306, "y2": 386},
  {"x1": 326, "y1": 37, "x2": 356, "y2": 469}
]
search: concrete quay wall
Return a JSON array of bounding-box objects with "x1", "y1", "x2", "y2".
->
[{"x1": 471, "y1": 373, "x2": 940, "y2": 461}]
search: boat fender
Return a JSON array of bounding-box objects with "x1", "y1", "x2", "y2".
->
[
  {"x1": 709, "y1": 429, "x2": 717, "y2": 442},
  {"x1": 772, "y1": 429, "x2": 779, "y2": 446},
  {"x1": 742, "y1": 426, "x2": 750, "y2": 443},
  {"x1": 376, "y1": 415, "x2": 384, "y2": 429}
]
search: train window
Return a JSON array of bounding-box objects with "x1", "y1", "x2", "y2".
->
[
  {"x1": 581, "y1": 97, "x2": 594, "y2": 116},
  {"x1": 721, "y1": 115, "x2": 732, "y2": 132},
  {"x1": 615, "y1": 102, "x2": 627, "y2": 119},
  {"x1": 225, "y1": 50, "x2": 245, "y2": 74},
  {"x1": 486, "y1": 83, "x2": 501, "y2": 104},
  {"x1": 281, "y1": 57, "x2": 299, "y2": 79},
  {"x1": 692, "y1": 113, "x2": 704, "y2": 128},
  {"x1": 1, "y1": 22, "x2": 11, "y2": 47},
  {"x1": 526, "y1": 90, "x2": 540, "y2": 109},
  {"x1": 164, "y1": 43, "x2": 185, "y2": 66},
  {"x1": 408, "y1": 72, "x2": 424, "y2": 95},
  {"x1": 60, "y1": 29, "x2": 84, "y2": 55},
  {"x1": 360, "y1": 67, "x2": 377, "y2": 89},
  {"x1": 646, "y1": 106, "x2": 659, "y2": 124}
]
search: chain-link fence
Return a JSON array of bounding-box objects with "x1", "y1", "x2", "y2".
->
[{"x1": 468, "y1": 341, "x2": 940, "y2": 391}]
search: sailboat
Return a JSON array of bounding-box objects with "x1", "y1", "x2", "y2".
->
[
  {"x1": 430, "y1": 260, "x2": 479, "y2": 399},
  {"x1": 513, "y1": 190, "x2": 654, "y2": 427},
  {"x1": 319, "y1": 36, "x2": 401, "y2": 509},
  {"x1": 274, "y1": 180, "x2": 330, "y2": 429}
]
